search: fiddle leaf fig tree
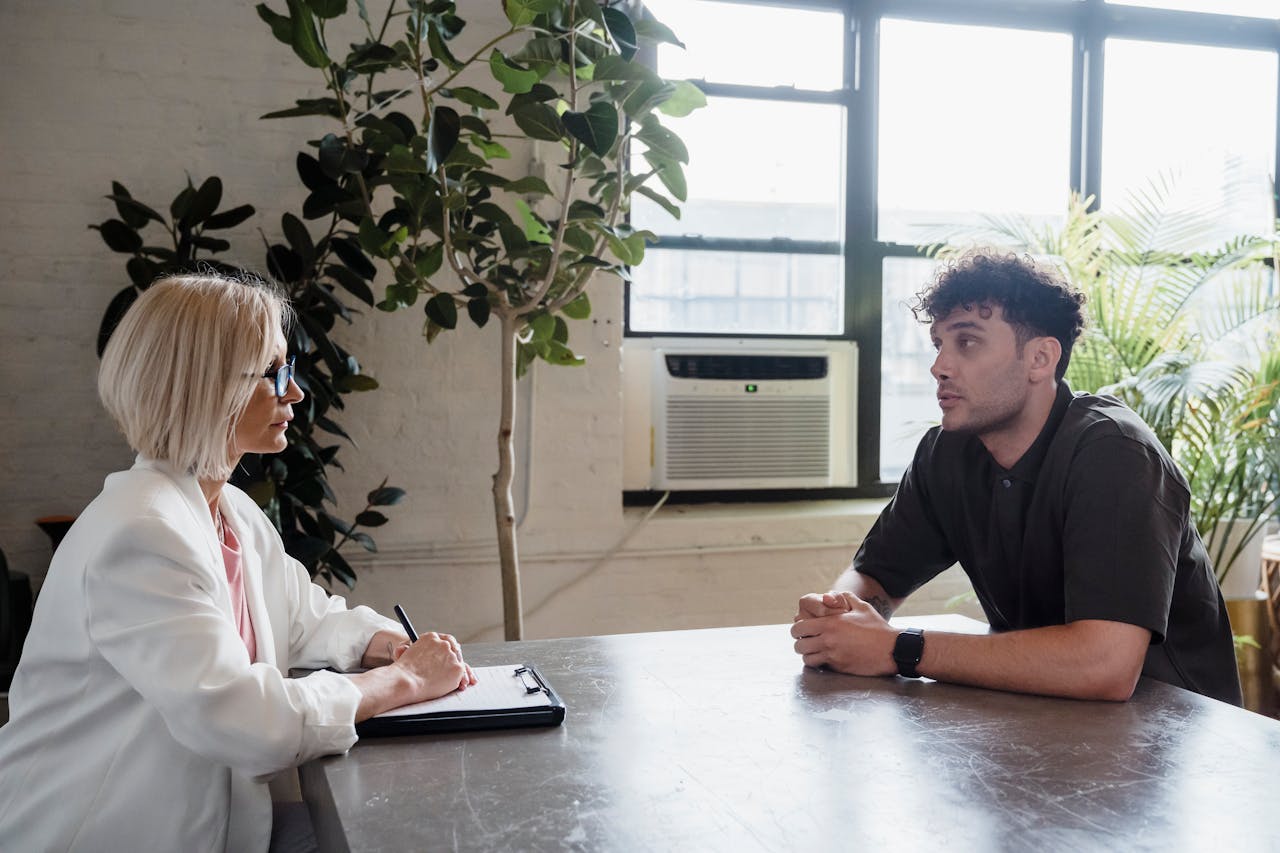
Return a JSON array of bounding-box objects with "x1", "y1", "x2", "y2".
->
[{"x1": 258, "y1": 0, "x2": 702, "y2": 639}]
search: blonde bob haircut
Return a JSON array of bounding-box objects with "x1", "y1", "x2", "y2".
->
[{"x1": 98, "y1": 273, "x2": 291, "y2": 481}]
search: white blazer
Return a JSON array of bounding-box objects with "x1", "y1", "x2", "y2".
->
[{"x1": 0, "y1": 457, "x2": 400, "y2": 852}]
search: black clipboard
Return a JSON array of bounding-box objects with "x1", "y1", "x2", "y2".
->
[{"x1": 356, "y1": 663, "x2": 566, "y2": 738}]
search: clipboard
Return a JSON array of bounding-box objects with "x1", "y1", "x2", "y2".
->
[{"x1": 356, "y1": 663, "x2": 566, "y2": 738}]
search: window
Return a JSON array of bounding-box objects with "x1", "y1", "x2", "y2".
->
[
  {"x1": 630, "y1": 0, "x2": 1280, "y2": 492},
  {"x1": 630, "y1": 0, "x2": 846, "y2": 337}
]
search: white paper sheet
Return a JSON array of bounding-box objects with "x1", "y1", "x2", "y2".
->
[{"x1": 375, "y1": 664, "x2": 552, "y2": 718}]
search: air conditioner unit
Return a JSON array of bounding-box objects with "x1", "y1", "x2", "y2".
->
[{"x1": 621, "y1": 338, "x2": 857, "y2": 490}]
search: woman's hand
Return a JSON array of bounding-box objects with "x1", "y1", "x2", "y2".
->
[
  {"x1": 391, "y1": 632, "x2": 477, "y2": 698},
  {"x1": 350, "y1": 631, "x2": 477, "y2": 721}
]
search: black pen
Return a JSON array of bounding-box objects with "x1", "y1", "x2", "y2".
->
[{"x1": 393, "y1": 603, "x2": 418, "y2": 643}]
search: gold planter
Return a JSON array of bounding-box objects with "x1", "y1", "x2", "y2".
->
[{"x1": 1226, "y1": 594, "x2": 1274, "y2": 716}]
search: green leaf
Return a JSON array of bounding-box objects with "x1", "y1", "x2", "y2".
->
[
  {"x1": 568, "y1": 200, "x2": 606, "y2": 221},
  {"x1": 511, "y1": 102, "x2": 563, "y2": 142},
  {"x1": 285, "y1": 0, "x2": 330, "y2": 68},
  {"x1": 350, "y1": 531, "x2": 377, "y2": 552},
  {"x1": 562, "y1": 291, "x2": 590, "y2": 319},
  {"x1": 467, "y1": 297, "x2": 491, "y2": 327},
  {"x1": 334, "y1": 373, "x2": 379, "y2": 392},
  {"x1": 601, "y1": 7, "x2": 638, "y2": 61},
  {"x1": 543, "y1": 339, "x2": 584, "y2": 367},
  {"x1": 471, "y1": 135, "x2": 511, "y2": 160},
  {"x1": 505, "y1": 82, "x2": 558, "y2": 115},
  {"x1": 427, "y1": 105, "x2": 461, "y2": 172},
  {"x1": 355, "y1": 510, "x2": 388, "y2": 527},
  {"x1": 325, "y1": 264, "x2": 375, "y2": 306},
  {"x1": 415, "y1": 243, "x2": 444, "y2": 279},
  {"x1": 646, "y1": 153, "x2": 687, "y2": 202},
  {"x1": 592, "y1": 54, "x2": 651, "y2": 83},
  {"x1": 634, "y1": 16, "x2": 685, "y2": 49},
  {"x1": 425, "y1": 292, "x2": 458, "y2": 329},
  {"x1": 445, "y1": 86, "x2": 500, "y2": 111},
  {"x1": 97, "y1": 286, "x2": 139, "y2": 356},
  {"x1": 262, "y1": 98, "x2": 344, "y2": 120},
  {"x1": 635, "y1": 185, "x2": 680, "y2": 220},
  {"x1": 126, "y1": 256, "x2": 159, "y2": 289},
  {"x1": 203, "y1": 204, "x2": 255, "y2": 230},
  {"x1": 331, "y1": 236, "x2": 376, "y2": 279},
  {"x1": 562, "y1": 101, "x2": 618, "y2": 157},
  {"x1": 427, "y1": 20, "x2": 462, "y2": 71},
  {"x1": 489, "y1": 49, "x2": 540, "y2": 94},
  {"x1": 93, "y1": 219, "x2": 143, "y2": 253},
  {"x1": 504, "y1": 176, "x2": 554, "y2": 196},
  {"x1": 182, "y1": 176, "x2": 223, "y2": 225},
  {"x1": 366, "y1": 481, "x2": 404, "y2": 502},
  {"x1": 256, "y1": 4, "x2": 293, "y2": 45},
  {"x1": 108, "y1": 183, "x2": 162, "y2": 229},
  {"x1": 282, "y1": 213, "x2": 315, "y2": 260},
  {"x1": 658, "y1": 80, "x2": 707, "y2": 118},
  {"x1": 529, "y1": 312, "x2": 555, "y2": 341},
  {"x1": 503, "y1": 0, "x2": 559, "y2": 27},
  {"x1": 169, "y1": 184, "x2": 195, "y2": 222},
  {"x1": 636, "y1": 114, "x2": 689, "y2": 164},
  {"x1": 305, "y1": 0, "x2": 346, "y2": 19},
  {"x1": 514, "y1": 199, "x2": 552, "y2": 244}
]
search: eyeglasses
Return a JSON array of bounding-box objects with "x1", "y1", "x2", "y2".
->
[{"x1": 262, "y1": 356, "x2": 296, "y2": 398}]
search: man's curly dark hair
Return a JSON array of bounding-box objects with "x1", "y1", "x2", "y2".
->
[{"x1": 911, "y1": 250, "x2": 1087, "y2": 380}]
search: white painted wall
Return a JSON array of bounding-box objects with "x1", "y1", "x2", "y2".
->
[{"x1": 0, "y1": 1, "x2": 980, "y2": 645}]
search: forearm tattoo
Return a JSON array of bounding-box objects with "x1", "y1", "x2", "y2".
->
[{"x1": 866, "y1": 595, "x2": 893, "y2": 620}]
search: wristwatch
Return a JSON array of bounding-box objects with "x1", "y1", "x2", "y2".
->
[{"x1": 892, "y1": 628, "x2": 925, "y2": 678}]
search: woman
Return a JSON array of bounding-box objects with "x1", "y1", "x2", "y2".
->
[{"x1": 0, "y1": 274, "x2": 475, "y2": 851}]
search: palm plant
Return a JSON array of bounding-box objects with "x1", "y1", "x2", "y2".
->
[{"x1": 928, "y1": 175, "x2": 1280, "y2": 585}]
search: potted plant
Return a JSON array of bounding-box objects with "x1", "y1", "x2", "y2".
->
[{"x1": 255, "y1": 0, "x2": 701, "y2": 638}]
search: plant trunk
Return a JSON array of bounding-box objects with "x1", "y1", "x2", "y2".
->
[{"x1": 494, "y1": 311, "x2": 524, "y2": 640}]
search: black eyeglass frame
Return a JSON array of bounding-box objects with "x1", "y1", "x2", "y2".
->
[{"x1": 263, "y1": 356, "x2": 296, "y2": 398}]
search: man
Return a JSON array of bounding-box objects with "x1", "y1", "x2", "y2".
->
[{"x1": 791, "y1": 250, "x2": 1241, "y2": 705}]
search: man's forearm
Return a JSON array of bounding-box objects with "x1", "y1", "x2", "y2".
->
[{"x1": 916, "y1": 620, "x2": 1150, "y2": 702}]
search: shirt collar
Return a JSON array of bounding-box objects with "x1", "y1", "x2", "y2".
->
[{"x1": 1000, "y1": 379, "x2": 1075, "y2": 483}]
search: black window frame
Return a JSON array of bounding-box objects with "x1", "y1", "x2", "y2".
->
[{"x1": 625, "y1": 0, "x2": 1280, "y2": 503}]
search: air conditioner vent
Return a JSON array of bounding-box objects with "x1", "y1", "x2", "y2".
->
[
  {"x1": 664, "y1": 354, "x2": 828, "y2": 381},
  {"x1": 666, "y1": 396, "x2": 830, "y2": 480}
]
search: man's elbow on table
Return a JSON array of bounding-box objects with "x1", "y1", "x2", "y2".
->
[{"x1": 1067, "y1": 619, "x2": 1150, "y2": 703}]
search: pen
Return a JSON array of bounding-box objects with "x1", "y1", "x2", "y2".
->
[{"x1": 393, "y1": 603, "x2": 418, "y2": 643}]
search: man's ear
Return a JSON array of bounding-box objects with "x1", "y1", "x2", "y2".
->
[{"x1": 1028, "y1": 337, "x2": 1062, "y2": 381}]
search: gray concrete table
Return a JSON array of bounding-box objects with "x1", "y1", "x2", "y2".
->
[{"x1": 300, "y1": 621, "x2": 1280, "y2": 852}]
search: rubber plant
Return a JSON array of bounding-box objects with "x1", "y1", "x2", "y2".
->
[
  {"x1": 91, "y1": 176, "x2": 404, "y2": 589},
  {"x1": 256, "y1": 0, "x2": 701, "y2": 638}
]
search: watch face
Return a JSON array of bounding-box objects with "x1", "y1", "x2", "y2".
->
[{"x1": 893, "y1": 629, "x2": 925, "y2": 677}]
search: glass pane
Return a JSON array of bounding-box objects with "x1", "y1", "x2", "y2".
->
[
  {"x1": 1102, "y1": 39, "x2": 1277, "y2": 248},
  {"x1": 631, "y1": 97, "x2": 845, "y2": 242},
  {"x1": 1106, "y1": 0, "x2": 1280, "y2": 16},
  {"x1": 878, "y1": 20, "x2": 1073, "y2": 245},
  {"x1": 643, "y1": 0, "x2": 844, "y2": 90},
  {"x1": 629, "y1": 249, "x2": 843, "y2": 335},
  {"x1": 881, "y1": 257, "x2": 944, "y2": 480}
]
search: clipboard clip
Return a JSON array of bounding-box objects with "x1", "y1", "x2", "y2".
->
[{"x1": 513, "y1": 665, "x2": 549, "y2": 695}]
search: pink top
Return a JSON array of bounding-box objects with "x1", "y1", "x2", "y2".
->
[{"x1": 219, "y1": 521, "x2": 257, "y2": 662}]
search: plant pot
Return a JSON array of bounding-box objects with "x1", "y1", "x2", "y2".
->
[{"x1": 1213, "y1": 519, "x2": 1266, "y2": 600}]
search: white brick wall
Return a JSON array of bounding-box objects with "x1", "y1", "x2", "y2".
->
[{"x1": 0, "y1": 1, "x2": 978, "y2": 642}]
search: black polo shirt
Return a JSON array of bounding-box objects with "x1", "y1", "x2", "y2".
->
[{"x1": 857, "y1": 380, "x2": 1242, "y2": 705}]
